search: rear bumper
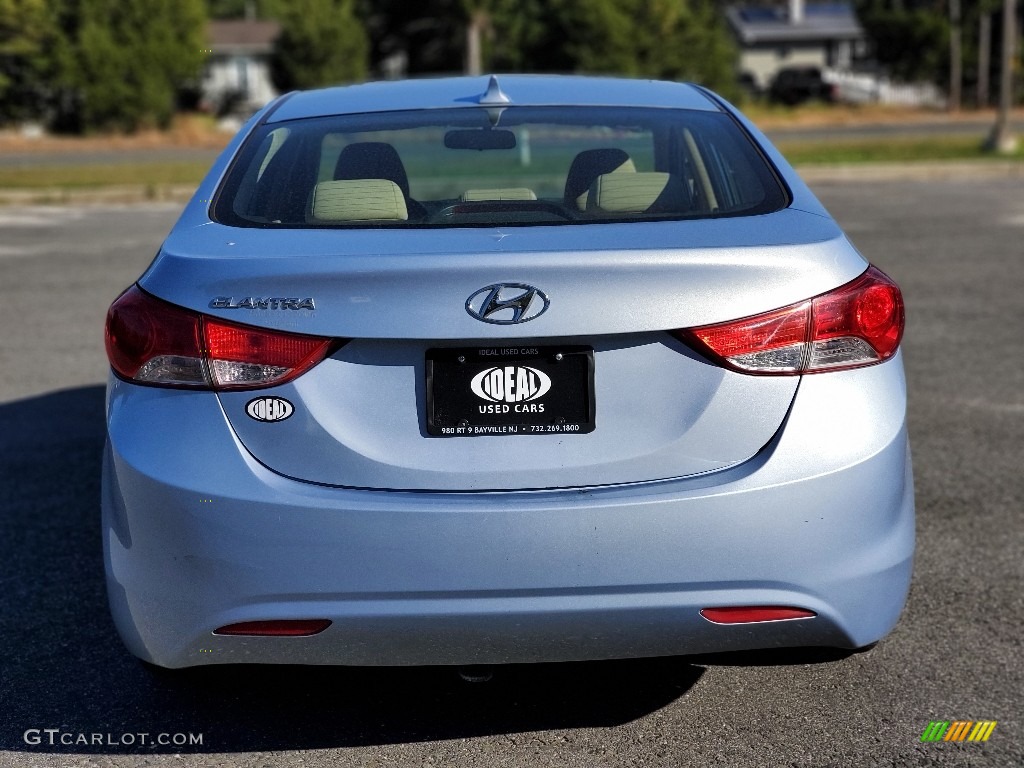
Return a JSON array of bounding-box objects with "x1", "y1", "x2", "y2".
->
[{"x1": 103, "y1": 355, "x2": 914, "y2": 668}]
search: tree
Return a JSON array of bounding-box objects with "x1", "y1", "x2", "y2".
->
[
  {"x1": 55, "y1": 0, "x2": 206, "y2": 131},
  {"x1": 856, "y1": 2, "x2": 950, "y2": 84},
  {"x1": 550, "y1": 0, "x2": 737, "y2": 94},
  {"x1": 363, "y1": 0, "x2": 736, "y2": 95},
  {"x1": 207, "y1": 0, "x2": 282, "y2": 19},
  {"x1": 968, "y1": 0, "x2": 1003, "y2": 106},
  {"x1": 483, "y1": 0, "x2": 555, "y2": 72},
  {"x1": 461, "y1": 0, "x2": 487, "y2": 75},
  {"x1": 270, "y1": 0, "x2": 368, "y2": 90},
  {"x1": 988, "y1": 0, "x2": 1018, "y2": 151},
  {"x1": 855, "y1": 0, "x2": 1009, "y2": 104},
  {"x1": 949, "y1": 0, "x2": 961, "y2": 110},
  {"x1": 0, "y1": 0, "x2": 55, "y2": 124}
]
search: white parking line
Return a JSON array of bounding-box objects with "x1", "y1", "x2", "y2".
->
[
  {"x1": 0, "y1": 203, "x2": 180, "y2": 228},
  {"x1": 0, "y1": 244, "x2": 49, "y2": 258},
  {"x1": 0, "y1": 208, "x2": 85, "y2": 227}
]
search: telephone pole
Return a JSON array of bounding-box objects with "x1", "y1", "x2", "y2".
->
[
  {"x1": 987, "y1": 0, "x2": 1018, "y2": 152},
  {"x1": 949, "y1": 0, "x2": 963, "y2": 111},
  {"x1": 978, "y1": 9, "x2": 992, "y2": 108}
]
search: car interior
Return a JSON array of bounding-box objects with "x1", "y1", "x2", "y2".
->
[{"x1": 220, "y1": 107, "x2": 779, "y2": 228}]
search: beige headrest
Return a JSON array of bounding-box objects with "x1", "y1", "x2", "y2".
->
[
  {"x1": 461, "y1": 188, "x2": 538, "y2": 202},
  {"x1": 576, "y1": 158, "x2": 635, "y2": 210},
  {"x1": 587, "y1": 171, "x2": 687, "y2": 214},
  {"x1": 310, "y1": 179, "x2": 408, "y2": 222}
]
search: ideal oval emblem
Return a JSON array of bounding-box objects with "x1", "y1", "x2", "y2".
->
[
  {"x1": 245, "y1": 397, "x2": 294, "y2": 422},
  {"x1": 466, "y1": 283, "x2": 549, "y2": 325},
  {"x1": 470, "y1": 366, "x2": 551, "y2": 404}
]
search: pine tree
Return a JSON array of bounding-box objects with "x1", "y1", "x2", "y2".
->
[
  {"x1": 550, "y1": 0, "x2": 738, "y2": 94},
  {"x1": 364, "y1": 0, "x2": 737, "y2": 94},
  {"x1": 0, "y1": 0, "x2": 55, "y2": 123},
  {"x1": 57, "y1": 0, "x2": 206, "y2": 131},
  {"x1": 270, "y1": 0, "x2": 368, "y2": 91}
]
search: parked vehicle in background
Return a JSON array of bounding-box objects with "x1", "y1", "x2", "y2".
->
[
  {"x1": 769, "y1": 66, "x2": 837, "y2": 105},
  {"x1": 103, "y1": 74, "x2": 913, "y2": 670},
  {"x1": 737, "y1": 72, "x2": 763, "y2": 100}
]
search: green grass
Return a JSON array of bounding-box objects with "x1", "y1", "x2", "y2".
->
[
  {"x1": 776, "y1": 136, "x2": 1024, "y2": 165},
  {"x1": 0, "y1": 161, "x2": 210, "y2": 189},
  {"x1": 2, "y1": 136, "x2": 1021, "y2": 194}
]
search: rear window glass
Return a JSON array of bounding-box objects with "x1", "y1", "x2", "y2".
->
[{"x1": 213, "y1": 106, "x2": 787, "y2": 229}]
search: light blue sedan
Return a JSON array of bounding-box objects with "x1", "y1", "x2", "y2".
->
[{"x1": 102, "y1": 75, "x2": 913, "y2": 668}]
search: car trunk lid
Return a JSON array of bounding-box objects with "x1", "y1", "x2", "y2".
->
[{"x1": 141, "y1": 211, "x2": 866, "y2": 491}]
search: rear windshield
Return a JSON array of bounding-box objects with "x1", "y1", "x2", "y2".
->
[{"x1": 213, "y1": 106, "x2": 788, "y2": 229}]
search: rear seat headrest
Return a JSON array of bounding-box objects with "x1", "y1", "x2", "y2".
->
[
  {"x1": 587, "y1": 172, "x2": 688, "y2": 214},
  {"x1": 334, "y1": 142, "x2": 411, "y2": 198},
  {"x1": 564, "y1": 148, "x2": 636, "y2": 210},
  {"x1": 309, "y1": 179, "x2": 408, "y2": 222},
  {"x1": 460, "y1": 188, "x2": 538, "y2": 202}
]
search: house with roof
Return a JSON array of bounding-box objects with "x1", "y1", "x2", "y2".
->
[
  {"x1": 725, "y1": 0, "x2": 867, "y2": 90},
  {"x1": 201, "y1": 19, "x2": 281, "y2": 116}
]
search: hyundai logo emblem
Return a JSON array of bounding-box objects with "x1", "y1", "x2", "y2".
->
[{"x1": 466, "y1": 283, "x2": 549, "y2": 325}]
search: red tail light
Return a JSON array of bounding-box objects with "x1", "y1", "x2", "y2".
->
[
  {"x1": 674, "y1": 266, "x2": 904, "y2": 375},
  {"x1": 105, "y1": 286, "x2": 338, "y2": 390}
]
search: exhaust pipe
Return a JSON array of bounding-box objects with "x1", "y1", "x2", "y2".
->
[{"x1": 456, "y1": 665, "x2": 495, "y2": 683}]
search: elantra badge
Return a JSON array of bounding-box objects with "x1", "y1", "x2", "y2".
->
[
  {"x1": 245, "y1": 397, "x2": 294, "y2": 422},
  {"x1": 466, "y1": 283, "x2": 549, "y2": 324},
  {"x1": 210, "y1": 297, "x2": 315, "y2": 310}
]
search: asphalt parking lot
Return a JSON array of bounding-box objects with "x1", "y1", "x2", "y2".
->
[{"x1": 0, "y1": 177, "x2": 1021, "y2": 767}]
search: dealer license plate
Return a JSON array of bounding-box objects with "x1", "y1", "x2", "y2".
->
[{"x1": 426, "y1": 346, "x2": 595, "y2": 437}]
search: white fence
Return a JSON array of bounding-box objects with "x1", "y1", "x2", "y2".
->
[{"x1": 823, "y1": 69, "x2": 947, "y2": 109}]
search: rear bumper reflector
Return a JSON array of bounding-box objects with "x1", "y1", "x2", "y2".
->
[
  {"x1": 213, "y1": 619, "x2": 332, "y2": 637},
  {"x1": 700, "y1": 606, "x2": 816, "y2": 624}
]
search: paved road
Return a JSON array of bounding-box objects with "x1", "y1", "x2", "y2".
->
[{"x1": 0, "y1": 182, "x2": 1021, "y2": 767}]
